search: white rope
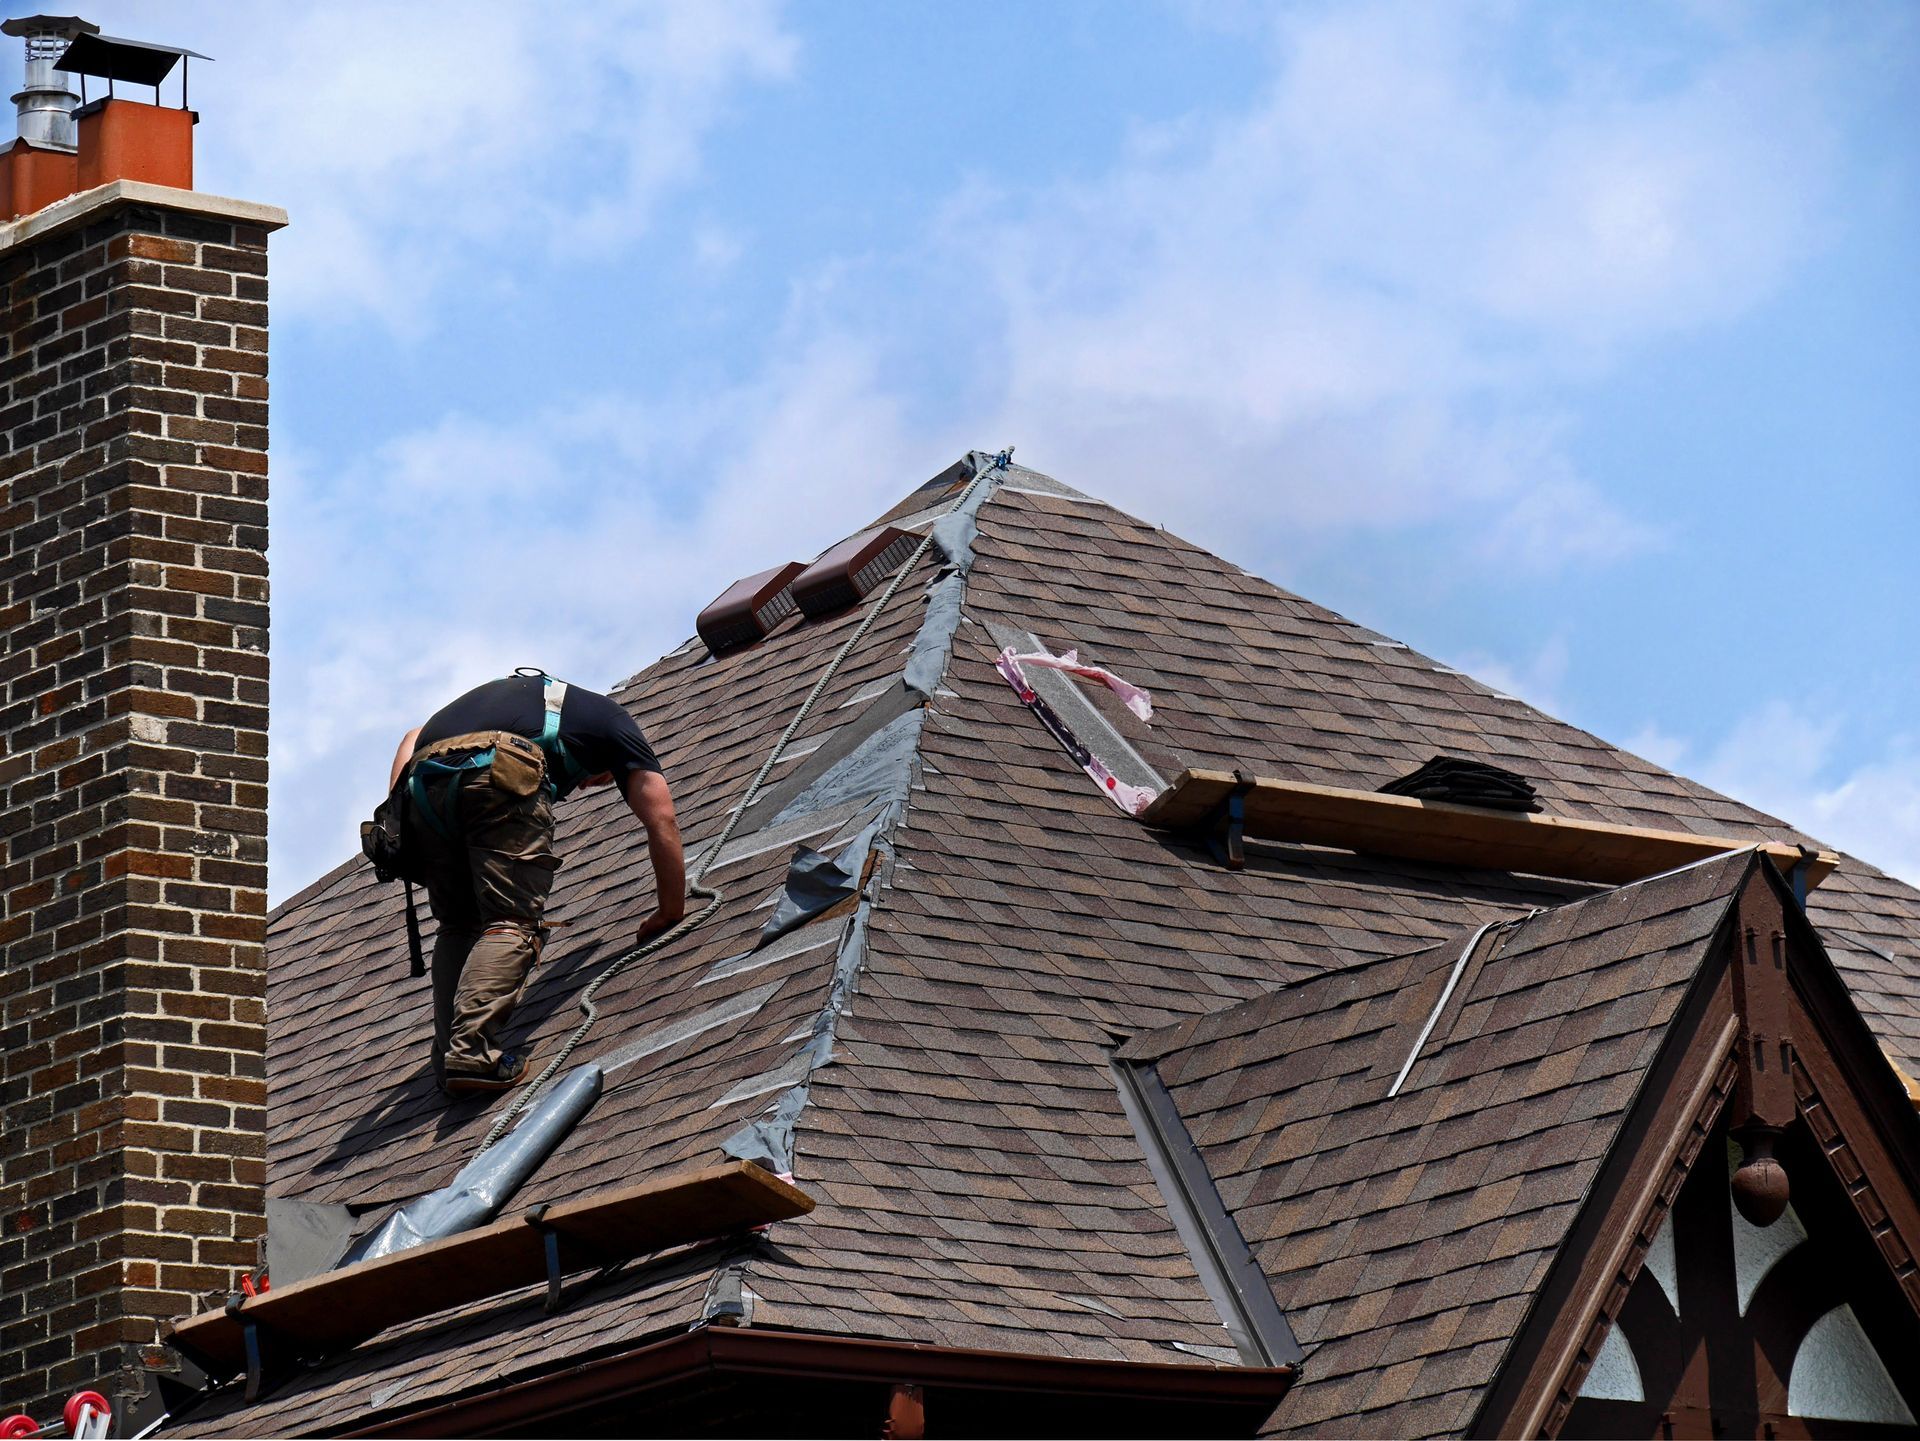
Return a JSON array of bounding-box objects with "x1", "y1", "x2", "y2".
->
[{"x1": 474, "y1": 453, "x2": 1009, "y2": 1154}]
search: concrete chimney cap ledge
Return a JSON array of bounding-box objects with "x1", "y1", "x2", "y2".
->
[{"x1": 0, "y1": 175, "x2": 286, "y2": 256}]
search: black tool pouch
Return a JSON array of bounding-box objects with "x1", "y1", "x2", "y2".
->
[{"x1": 361, "y1": 780, "x2": 428, "y2": 977}]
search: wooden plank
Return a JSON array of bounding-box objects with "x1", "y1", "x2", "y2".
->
[
  {"x1": 1141, "y1": 769, "x2": 1838, "y2": 890},
  {"x1": 1139, "y1": 768, "x2": 1240, "y2": 828},
  {"x1": 167, "y1": 1161, "x2": 812, "y2": 1378}
]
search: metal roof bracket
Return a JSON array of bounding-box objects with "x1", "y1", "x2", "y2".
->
[
  {"x1": 522, "y1": 1202, "x2": 618, "y2": 1314},
  {"x1": 1203, "y1": 771, "x2": 1258, "y2": 870},
  {"x1": 221, "y1": 1295, "x2": 279, "y2": 1404}
]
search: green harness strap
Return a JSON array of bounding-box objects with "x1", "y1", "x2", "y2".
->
[
  {"x1": 538, "y1": 675, "x2": 583, "y2": 798},
  {"x1": 408, "y1": 673, "x2": 578, "y2": 839},
  {"x1": 407, "y1": 749, "x2": 495, "y2": 840}
]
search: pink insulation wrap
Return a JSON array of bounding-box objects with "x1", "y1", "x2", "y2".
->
[
  {"x1": 1005, "y1": 645, "x2": 1154, "y2": 722},
  {"x1": 995, "y1": 648, "x2": 1160, "y2": 817}
]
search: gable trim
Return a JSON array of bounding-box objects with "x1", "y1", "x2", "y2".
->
[
  {"x1": 1539, "y1": 1049, "x2": 1739, "y2": 1435},
  {"x1": 1479, "y1": 860, "x2": 1920, "y2": 1438},
  {"x1": 1469, "y1": 879, "x2": 1746, "y2": 1438}
]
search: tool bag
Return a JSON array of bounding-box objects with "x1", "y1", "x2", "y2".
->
[
  {"x1": 362, "y1": 675, "x2": 577, "y2": 978},
  {"x1": 361, "y1": 780, "x2": 428, "y2": 978}
]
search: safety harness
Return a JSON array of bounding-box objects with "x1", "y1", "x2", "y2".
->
[{"x1": 406, "y1": 673, "x2": 585, "y2": 841}]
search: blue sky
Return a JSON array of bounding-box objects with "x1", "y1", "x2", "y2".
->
[{"x1": 82, "y1": 2, "x2": 1918, "y2": 898}]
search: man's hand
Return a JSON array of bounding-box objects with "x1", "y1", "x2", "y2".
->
[{"x1": 635, "y1": 907, "x2": 683, "y2": 945}]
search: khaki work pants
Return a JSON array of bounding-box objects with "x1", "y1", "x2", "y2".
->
[{"x1": 408, "y1": 763, "x2": 561, "y2": 1080}]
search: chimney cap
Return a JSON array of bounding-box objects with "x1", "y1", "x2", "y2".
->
[
  {"x1": 0, "y1": 16, "x2": 98, "y2": 40},
  {"x1": 56, "y1": 30, "x2": 208, "y2": 87}
]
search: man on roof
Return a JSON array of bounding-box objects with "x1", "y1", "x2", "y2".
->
[{"x1": 387, "y1": 667, "x2": 686, "y2": 1097}]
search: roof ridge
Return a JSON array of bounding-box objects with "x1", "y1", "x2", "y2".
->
[{"x1": 696, "y1": 453, "x2": 1014, "y2": 1184}]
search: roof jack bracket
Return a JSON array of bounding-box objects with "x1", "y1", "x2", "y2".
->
[
  {"x1": 222, "y1": 1294, "x2": 275, "y2": 1403},
  {"x1": 523, "y1": 1204, "x2": 568, "y2": 1313},
  {"x1": 523, "y1": 1202, "x2": 620, "y2": 1314},
  {"x1": 1204, "y1": 771, "x2": 1258, "y2": 870}
]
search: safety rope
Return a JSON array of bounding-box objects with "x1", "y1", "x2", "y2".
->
[{"x1": 473, "y1": 450, "x2": 1011, "y2": 1154}]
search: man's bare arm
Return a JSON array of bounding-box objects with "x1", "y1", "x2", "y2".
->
[
  {"x1": 622, "y1": 769, "x2": 687, "y2": 941},
  {"x1": 389, "y1": 726, "x2": 423, "y2": 790}
]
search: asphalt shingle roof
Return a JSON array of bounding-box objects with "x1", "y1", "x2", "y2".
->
[
  {"x1": 1123, "y1": 851, "x2": 1752, "y2": 1437},
  {"x1": 184, "y1": 461, "x2": 1920, "y2": 1434}
]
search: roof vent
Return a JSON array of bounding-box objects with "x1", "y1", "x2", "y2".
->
[
  {"x1": 792, "y1": 527, "x2": 918, "y2": 618},
  {"x1": 2, "y1": 15, "x2": 95, "y2": 151},
  {"x1": 697, "y1": 561, "x2": 804, "y2": 656}
]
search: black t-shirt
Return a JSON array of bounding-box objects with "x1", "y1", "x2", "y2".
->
[{"x1": 416, "y1": 675, "x2": 660, "y2": 796}]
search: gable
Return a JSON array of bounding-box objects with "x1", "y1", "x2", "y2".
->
[
  {"x1": 1122, "y1": 852, "x2": 1753, "y2": 1438},
  {"x1": 1479, "y1": 861, "x2": 1920, "y2": 1438}
]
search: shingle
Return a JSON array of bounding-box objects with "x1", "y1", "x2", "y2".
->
[{"x1": 197, "y1": 473, "x2": 1920, "y2": 1440}]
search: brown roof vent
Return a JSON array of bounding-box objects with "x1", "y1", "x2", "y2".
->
[
  {"x1": 697, "y1": 561, "x2": 804, "y2": 656},
  {"x1": 791, "y1": 527, "x2": 918, "y2": 618}
]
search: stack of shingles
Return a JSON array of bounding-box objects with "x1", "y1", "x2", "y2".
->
[{"x1": 1120, "y1": 853, "x2": 1752, "y2": 1438}]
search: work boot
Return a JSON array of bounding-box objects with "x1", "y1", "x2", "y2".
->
[{"x1": 443, "y1": 1050, "x2": 529, "y2": 1097}]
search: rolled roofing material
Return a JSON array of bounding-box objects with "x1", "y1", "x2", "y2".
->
[
  {"x1": 722, "y1": 906, "x2": 873, "y2": 1176},
  {"x1": 758, "y1": 815, "x2": 882, "y2": 946},
  {"x1": 716, "y1": 452, "x2": 1008, "y2": 1178},
  {"x1": 338, "y1": 1064, "x2": 603, "y2": 1267}
]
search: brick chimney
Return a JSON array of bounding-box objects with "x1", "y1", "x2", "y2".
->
[{"x1": 0, "y1": 16, "x2": 286, "y2": 1427}]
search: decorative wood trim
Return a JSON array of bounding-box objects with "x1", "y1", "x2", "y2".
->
[
  {"x1": 1538, "y1": 1050, "x2": 1740, "y2": 1437},
  {"x1": 1468, "y1": 943, "x2": 1741, "y2": 1441},
  {"x1": 1793, "y1": 1053, "x2": 1920, "y2": 1318}
]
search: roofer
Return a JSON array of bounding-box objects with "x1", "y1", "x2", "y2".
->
[{"x1": 386, "y1": 668, "x2": 685, "y2": 1096}]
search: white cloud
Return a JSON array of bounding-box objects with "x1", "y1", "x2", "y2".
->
[
  {"x1": 1454, "y1": 636, "x2": 1571, "y2": 716},
  {"x1": 265, "y1": 328, "x2": 963, "y2": 897},
  {"x1": 250, "y1": 2, "x2": 1864, "y2": 897},
  {"x1": 926, "y1": 1, "x2": 1839, "y2": 573},
  {"x1": 1646, "y1": 701, "x2": 1920, "y2": 887},
  {"x1": 140, "y1": 0, "x2": 797, "y2": 323}
]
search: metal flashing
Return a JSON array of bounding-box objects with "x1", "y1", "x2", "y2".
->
[
  {"x1": 1387, "y1": 917, "x2": 1504, "y2": 1098},
  {"x1": 1112, "y1": 1055, "x2": 1304, "y2": 1369},
  {"x1": 986, "y1": 622, "x2": 1165, "y2": 795},
  {"x1": 699, "y1": 925, "x2": 842, "y2": 987}
]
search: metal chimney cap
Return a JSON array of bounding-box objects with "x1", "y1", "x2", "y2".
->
[
  {"x1": 55, "y1": 30, "x2": 207, "y2": 87},
  {"x1": 0, "y1": 16, "x2": 98, "y2": 39}
]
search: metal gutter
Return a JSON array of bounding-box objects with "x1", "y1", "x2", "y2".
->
[
  {"x1": 346, "y1": 1326, "x2": 1297, "y2": 1437},
  {"x1": 1112, "y1": 1057, "x2": 1304, "y2": 1369}
]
